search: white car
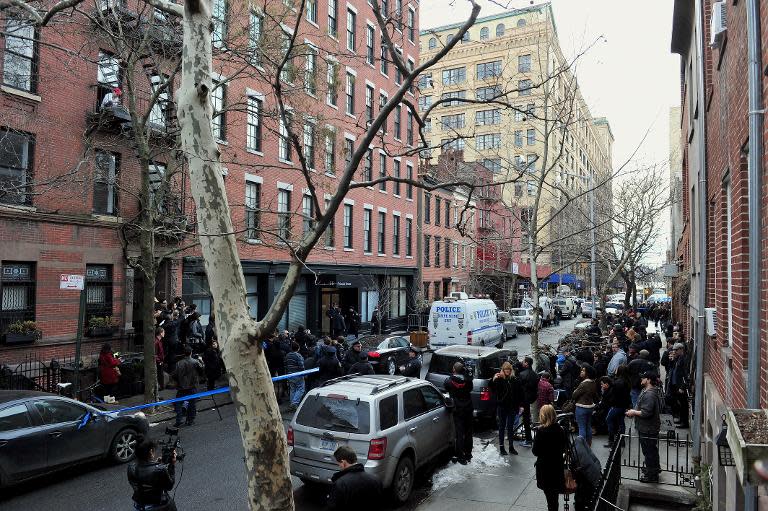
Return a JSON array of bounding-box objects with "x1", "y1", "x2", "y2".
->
[
  {"x1": 553, "y1": 297, "x2": 577, "y2": 318},
  {"x1": 604, "y1": 302, "x2": 625, "y2": 315},
  {"x1": 508, "y1": 308, "x2": 536, "y2": 332},
  {"x1": 497, "y1": 311, "x2": 519, "y2": 339}
]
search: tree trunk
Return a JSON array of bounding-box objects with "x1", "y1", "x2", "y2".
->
[
  {"x1": 142, "y1": 270, "x2": 158, "y2": 403},
  {"x1": 175, "y1": 3, "x2": 293, "y2": 509}
]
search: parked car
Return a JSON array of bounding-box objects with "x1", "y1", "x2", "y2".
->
[
  {"x1": 496, "y1": 311, "x2": 518, "y2": 340},
  {"x1": 425, "y1": 346, "x2": 511, "y2": 419},
  {"x1": 508, "y1": 307, "x2": 536, "y2": 332},
  {"x1": 522, "y1": 296, "x2": 555, "y2": 326},
  {"x1": 604, "y1": 302, "x2": 625, "y2": 316},
  {"x1": 0, "y1": 390, "x2": 149, "y2": 488},
  {"x1": 581, "y1": 300, "x2": 603, "y2": 318},
  {"x1": 552, "y1": 297, "x2": 577, "y2": 319},
  {"x1": 428, "y1": 294, "x2": 503, "y2": 348},
  {"x1": 353, "y1": 334, "x2": 413, "y2": 375},
  {"x1": 289, "y1": 374, "x2": 454, "y2": 503}
]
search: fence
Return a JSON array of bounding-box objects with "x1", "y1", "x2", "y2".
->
[
  {"x1": 0, "y1": 349, "x2": 104, "y2": 394},
  {"x1": 620, "y1": 428, "x2": 696, "y2": 488},
  {"x1": 589, "y1": 434, "x2": 623, "y2": 511}
]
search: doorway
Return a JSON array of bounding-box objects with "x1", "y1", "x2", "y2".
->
[{"x1": 320, "y1": 288, "x2": 359, "y2": 335}]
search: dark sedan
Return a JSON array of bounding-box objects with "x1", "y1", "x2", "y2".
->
[
  {"x1": 0, "y1": 390, "x2": 150, "y2": 488},
  {"x1": 354, "y1": 334, "x2": 413, "y2": 375}
]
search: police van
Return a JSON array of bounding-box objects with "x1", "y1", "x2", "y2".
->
[{"x1": 428, "y1": 293, "x2": 503, "y2": 348}]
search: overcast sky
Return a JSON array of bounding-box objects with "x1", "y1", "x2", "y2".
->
[{"x1": 420, "y1": 0, "x2": 680, "y2": 265}]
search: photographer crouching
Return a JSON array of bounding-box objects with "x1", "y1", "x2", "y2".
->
[{"x1": 128, "y1": 439, "x2": 178, "y2": 511}]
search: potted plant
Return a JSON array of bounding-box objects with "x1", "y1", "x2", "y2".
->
[
  {"x1": 726, "y1": 408, "x2": 768, "y2": 484},
  {"x1": 86, "y1": 316, "x2": 119, "y2": 337},
  {"x1": 5, "y1": 320, "x2": 42, "y2": 344}
]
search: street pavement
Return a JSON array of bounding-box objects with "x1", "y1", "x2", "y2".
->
[{"x1": 0, "y1": 317, "x2": 590, "y2": 511}]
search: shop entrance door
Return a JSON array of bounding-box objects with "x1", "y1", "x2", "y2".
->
[{"x1": 321, "y1": 289, "x2": 340, "y2": 335}]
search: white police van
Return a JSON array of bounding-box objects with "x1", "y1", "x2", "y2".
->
[{"x1": 428, "y1": 293, "x2": 503, "y2": 348}]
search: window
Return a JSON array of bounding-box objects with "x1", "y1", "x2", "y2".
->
[
  {"x1": 306, "y1": 0, "x2": 317, "y2": 23},
  {"x1": 515, "y1": 107, "x2": 525, "y2": 122},
  {"x1": 441, "y1": 138, "x2": 465, "y2": 151},
  {"x1": 33, "y1": 400, "x2": 87, "y2": 425},
  {"x1": 148, "y1": 161, "x2": 166, "y2": 211},
  {"x1": 363, "y1": 208, "x2": 372, "y2": 252},
  {"x1": 405, "y1": 217, "x2": 412, "y2": 256},
  {"x1": 406, "y1": 110, "x2": 414, "y2": 146},
  {"x1": 461, "y1": 31, "x2": 470, "y2": 43},
  {"x1": 303, "y1": 122, "x2": 315, "y2": 169},
  {"x1": 305, "y1": 46, "x2": 317, "y2": 95},
  {"x1": 346, "y1": 8, "x2": 356, "y2": 51},
  {"x1": 379, "y1": 92, "x2": 388, "y2": 133},
  {"x1": 453, "y1": 242, "x2": 459, "y2": 267},
  {"x1": 527, "y1": 153, "x2": 537, "y2": 171},
  {"x1": 418, "y1": 73, "x2": 432, "y2": 90},
  {"x1": 327, "y1": 61, "x2": 338, "y2": 106},
  {"x1": 365, "y1": 84, "x2": 374, "y2": 122},
  {"x1": 527, "y1": 128, "x2": 535, "y2": 146},
  {"x1": 483, "y1": 158, "x2": 501, "y2": 173},
  {"x1": 407, "y1": 8, "x2": 415, "y2": 42},
  {"x1": 377, "y1": 211, "x2": 386, "y2": 253},
  {"x1": 444, "y1": 238, "x2": 451, "y2": 268},
  {"x1": 0, "y1": 404, "x2": 31, "y2": 432},
  {"x1": 435, "y1": 197, "x2": 441, "y2": 225},
  {"x1": 480, "y1": 27, "x2": 489, "y2": 40},
  {"x1": 442, "y1": 67, "x2": 466, "y2": 85},
  {"x1": 393, "y1": 159, "x2": 401, "y2": 196},
  {"x1": 0, "y1": 128, "x2": 33, "y2": 206},
  {"x1": 518, "y1": 54, "x2": 531, "y2": 73},
  {"x1": 428, "y1": 37, "x2": 437, "y2": 49},
  {"x1": 0, "y1": 262, "x2": 35, "y2": 333},
  {"x1": 476, "y1": 133, "x2": 501, "y2": 150},
  {"x1": 462, "y1": 244, "x2": 467, "y2": 267},
  {"x1": 445, "y1": 200, "x2": 451, "y2": 226},
  {"x1": 328, "y1": 0, "x2": 338, "y2": 37},
  {"x1": 345, "y1": 72, "x2": 355, "y2": 115},
  {"x1": 423, "y1": 282, "x2": 429, "y2": 301},
  {"x1": 440, "y1": 90, "x2": 466, "y2": 107},
  {"x1": 3, "y1": 18, "x2": 37, "y2": 92},
  {"x1": 406, "y1": 163, "x2": 413, "y2": 199},
  {"x1": 476, "y1": 109, "x2": 500, "y2": 126},
  {"x1": 388, "y1": 276, "x2": 407, "y2": 318},
  {"x1": 280, "y1": 31, "x2": 296, "y2": 83},
  {"x1": 527, "y1": 181, "x2": 535, "y2": 196},
  {"x1": 93, "y1": 151, "x2": 119, "y2": 215},
  {"x1": 278, "y1": 112, "x2": 292, "y2": 162},
  {"x1": 277, "y1": 188, "x2": 291, "y2": 239},
  {"x1": 403, "y1": 387, "x2": 428, "y2": 420},
  {"x1": 394, "y1": 104, "x2": 402, "y2": 139},
  {"x1": 475, "y1": 85, "x2": 501, "y2": 101},
  {"x1": 362, "y1": 148, "x2": 373, "y2": 181},
  {"x1": 245, "y1": 180, "x2": 260, "y2": 239},
  {"x1": 476, "y1": 60, "x2": 502, "y2": 80},
  {"x1": 85, "y1": 265, "x2": 113, "y2": 322},
  {"x1": 495, "y1": 23, "x2": 505, "y2": 37},
  {"x1": 246, "y1": 95, "x2": 262, "y2": 152},
  {"x1": 366, "y1": 25, "x2": 375, "y2": 65},
  {"x1": 394, "y1": 48, "x2": 403, "y2": 85},
  {"x1": 324, "y1": 129, "x2": 336, "y2": 174},
  {"x1": 514, "y1": 130, "x2": 523, "y2": 147},
  {"x1": 515, "y1": 182, "x2": 523, "y2": 197},
  {"x1": 248, "y1": 11, "x2": 262, "y2": 66},
  {"x1": 211, "y1": 79, "x2": 226, "y2": 141},
  {"x1": 344, "y1": 137, "x2": 354, "y2": 171},
  {"x1": 519, "y1": 79, "x2": 532, "y2": 96},
  {"x1": 393, "y1": 215, "x2": 400, "y2": 255},
  {"x1": 325, "y1": 199, "x2": 335, "y2": 247},
  {"x1": 517, "y1": 18, "x2": 527, "y2": 27},
  {"x1": 434, "y1": 236, "x2": 441, "y2": 266},
  {"x1": 379, "y1": 395, "x2": 398, "y2": 430},
  {"x1": 424, "y1": 193, "x2": 431, "y2": 223},
  {"x1": 423, "y1": 235, "x2": 431, "y2": 266},
  {"x1": 97, "y1": 51, "x2": 120, "y2": 90},
  {"x1": 440, "y1": 113, "x2": 465, "y2": 130},
  {"x1": 212, "y1": 0, "x2": 227, "y2": 48},
  {"x1": 379, "y1": 153, "x2": 387, "y2": 191},
  {"x1": 380, "y1": 35, "x2": 388, "y2": 75},
  {"x1": 343, "y1": 204, "x2": 353, "y2": 248},
  {"x1": 418, "y1": 95, "x2": 432, "y2": 112}
]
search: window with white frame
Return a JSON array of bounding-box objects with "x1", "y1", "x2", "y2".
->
[
  {"x1": 365, "y1": 84, "x2": 374, "y2": 122},
  {"x1": 305, "y1": 45, "x2": 317, "y2": 95},
  {"x1": 366, "y1": 24, "x2": 375, "y2": 65},
  {"x1": 518, "y1": 54, "x2": 531, "y2": 73},
  {"x1": 343, "y1": 203, "x2": 353, "y2": 248},
  {"x1": 476, "y1": 133, "x2": 501, "y2": 150},
  {"x1": 476, "y1": 60, "x2": 502, "y2": 80},
  {"x1": 93, "y1": 150, "x2": 119, "y2": 215},
  {"x1": 327, "y1": 61, "x2": 338, "y2": 106},
  {"x1": 392, "y1": 214, "x2": 400, "y2": 255},
  {"x1": 363, "y1": 208, "x2": 372, "y2": 252},
  {"x1": 476, "y1": 109, "x2": 501, "y2": 126},
  {"x1": 246, "y1": 95, "x2": 262, "y2": 152},
  {"x1": 277, "y1": 188, "x2": 291, "y2": 239},
  {"x1": 441, "y1": 90, "x2": 466, "y2": 107},
  {"x1": 212, "y1": 0, "x2": 227, "y2": 48},
  {"x1": 303, "y1": 122, "x2": 315, "y2": 169},
  {"x1": 518, "y1": 79, "x2": 532, "y2": 96},
  {"x1": 379, "y1": 153, "x2": 387, "y2": 191},
  {"x1": 3, "y1": 18, "x2": 37, "y2": 92},
  {"x1": 302, "y1": 194, "x2": 314, "y2": 234},
  {"x1": 211, "y1": 78, "x2": 226, "y2": 141},
  {"x1": 380, "y1": 35, "x2": 388, "y2": 75},
  {"x1": 328, "y1": 0, "x2": 338, "y2": 37},
  {"x1": 363, "y1": 148, "x2": 372, "y2": 181},
  {"x1": 407, "y1": 8, "x2": 415, "y2": 42},
  {"x1": 324, "y1": 128, "x2": 336, "y2": 174},
  {"x1": 280, "y1": 31, "x2": 296, "y2": 83},
  {"x1": 379, "y1": 92, "x2": 388, "y2": 133},
  {"x1": 248, "y1": 11, "x2": 262, "y2": 66},
  {"x1": 245, "y1": 180, "x2": 261, "y2": 239},
  {"x1": 440, "y1": 113, "x2": 465, "y2": 130},
  {"x1": 442, "y1": 67, "x2": 466, "y2": 85},
  {"x1": 377, "y1": 211, "x2": 386, "y2": 254},
  {"x1": 325, "y1": 198, "x2": 335, "y2": 247},
  {"x1": 306, "y1": 0, "x2": 317, "y2": 24},
  {"x1": 514, "y1": 130, "x2": 523, "y2": 147},
  {"x1": 406, "y1": 163, "x2": 413, "y2": 199},
  {"x1": 346, "y1": 8, "x2": 356, "y2": 52},
  {"x1": 343, "y1": 137, "x2": 354, "y2": 172},
  {"x1": 405, "y1": 217, "x2": 412, "y2": 256},
  {"x1": 527, "y1": 128, "x2": 535, "y2": 146},
  {"x1": 345, "y1": 71, "x2": 355, "y2": 115},
  {"x1": 148, "y1": 74, "x2": 170, "y2": 129},
  {"x1": 393, "y1": 159, "x2": 401, "y2": 196},
  {"x1": 279, "y1": 112, "x2": 292, "y2": 162},
  {"x1": 406, "y1": 110, "x2": 413, "y2": 145},
  {"x1": 394, "y1": 104, "x2": 402, "y2": 139}
]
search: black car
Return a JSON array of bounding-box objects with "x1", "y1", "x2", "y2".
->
[
  {"x1": 0, "y1": 390, "x2": 150, "y2": 488},
  {"x1": 353, "y1": 334, "x2": 413, "y2": 375}
]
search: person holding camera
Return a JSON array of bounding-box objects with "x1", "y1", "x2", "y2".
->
[{"x1": 128, "y1": 439, "x2": 177, "y2": 511}]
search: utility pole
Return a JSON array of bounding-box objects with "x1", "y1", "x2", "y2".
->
[{"x1": 589, "y1": 168, "x2": 596, "y2": 320}]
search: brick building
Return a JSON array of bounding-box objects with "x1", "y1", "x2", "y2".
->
[
  {"x1": 0, "y1": 0, "x2": 423, "y2": 361},
  {"x1": 671, "y1": 1, "x2": 768, "y2": 509}
]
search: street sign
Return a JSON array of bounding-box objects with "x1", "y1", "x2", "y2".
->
[{"x1": 60, "y1": 274, "x2": 85, "y2": 290}]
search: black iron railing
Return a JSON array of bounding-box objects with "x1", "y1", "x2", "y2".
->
[
  {"x1": 589, "y1": 435, "x2": 623, "y2": 511},
  {"x1": 620, "y1": 428, "x2": 697, "y2": 487}
]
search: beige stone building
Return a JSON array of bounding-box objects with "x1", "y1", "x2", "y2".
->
[{"x1": 418, "y1": 2, "x2": 613, "y2": 290}]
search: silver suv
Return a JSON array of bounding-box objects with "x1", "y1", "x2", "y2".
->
[{"x1": 288, "y1": 374, "x2": 454, "y2": 503}]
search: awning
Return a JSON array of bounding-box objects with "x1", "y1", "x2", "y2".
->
[{"x1": 540, "y1": 273, "x2": 579, "y2": 286}]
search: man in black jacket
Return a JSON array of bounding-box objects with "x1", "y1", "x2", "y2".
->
[
  {"x1": 342, "y1": 339, "x2": 365, "y2": 373},
  {"x1": 517, "y1": 357, "x2": 539, "y2": 447},
  {"x1": 172, "y1": 346, "x2": 201, "y2": 427},
  {"x1": 347, "y1": 353, "x2": 375, "y2": 375},
  {"x1": 317, "y1": 346, "x2": 343, "y2": 384},
  {"x1": 399, "y1": 347, "x2": 422, "y2": 377},
  {"x1": 326, "y1": 446, "x2": 382, "y2": 510},
  {"x1": 445, "y1": 362, "x2": 474, "y2": 464},
  {"x1": 128, "y1": 439, "x2": 176, "y2": 510}
]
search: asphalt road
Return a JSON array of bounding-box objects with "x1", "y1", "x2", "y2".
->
[{"x1": 0, "y1": 317, "x2": 581, "y2": 511}]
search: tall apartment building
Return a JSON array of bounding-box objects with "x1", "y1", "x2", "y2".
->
[
  {"x1": 0, "y1": 0, "x2": 420, "y2": 360},
  {"x1": 418, "y1": 3, "x2": 613, "y2": 293}
]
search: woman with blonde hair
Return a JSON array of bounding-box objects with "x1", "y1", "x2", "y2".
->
[
  {"x1": 491, "y1": 361, "x2": 524, "y2": 455},
  {"x1": 533, "y1": 404, "x2": 567, "y2": 511}
]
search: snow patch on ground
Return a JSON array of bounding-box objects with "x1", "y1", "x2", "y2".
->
[{"x1": 430, "y1": 438, "x2": 508, "y2": 491}]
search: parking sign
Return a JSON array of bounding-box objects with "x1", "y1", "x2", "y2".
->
[{"x1": 60, "y1": 274, "x2": 85, "y2": 290}]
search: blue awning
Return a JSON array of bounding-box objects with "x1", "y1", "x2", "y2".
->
[{"x1": 540, "y1": 273, "x2": 579, "y2": 285}]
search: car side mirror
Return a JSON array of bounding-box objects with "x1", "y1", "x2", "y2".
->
[{"x1": 444, "y1": 397, "x2": 455, "y2": 410}]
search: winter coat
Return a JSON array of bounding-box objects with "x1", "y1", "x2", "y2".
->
[
  {"x1": 154, "y1": 337, "x2": 165, "y2": 365},
  {"x1": 534, "y1": 352, "x2": 551, "y2": 373},
  {"x1": 571, "y1": 379, "x2": 599, "y2": 408},
  {"x1": 576, "y1": 348, "x2": 594, "y2": 366},
  {"x1": 205, "y1": 321, "x2": 217, "y2": 344},
  {"x1": 627, "y1": 358, "x2": 654, "y2": 390},
  {"x1": 284, "y1": 351, "x2": 305, "y2": 375},
  {"x1": 611, "y1": 376, "x2": 632, "y2": 409},
  {"x1": 173, "y1": 356, "x2": 201, "y2": 390},
  {"x1": 518, "y1": 367, "x2": 539, "y2": 404},
  {"x1": 343, "y1": 348, "x2": 366, "y2": 373},
  {"x1": 187, "y1": 320, "x2": 204, "y2": 344},
  {"x1": 331, "y1": 313, "x2": 346, "y2": 333},
  {"x1": 532, "y1": 423, "x2": 566, "y2": 492},
  {"x1": 490, "y1": 375, "x2": 524, "y2": 410},
  {"x1": 345, "y1": 311, "x2": 360, "y2": 335},
  {"x1": 326, "y1": 463, "x2": 382, "y2": 511},
  {"x1": 444, "y1": 374, "x2": 473, "y2": 415},
  {"x1": 400, "y1": 357, "x2": 422, "y2": 378},
  {"x1": 607, "y1": 349, "x2": 627, "y2": 375},
  {"x1": 163, "y1": 319, "x2": 180, "y2": 345},
  {"x1": 559, "y1": 356, "x2": 579, "y2": 392},
  {"x1": 572, "y1": 436, "x2": 602, "y2": 488},
  {"x1": 347, "y1": 361, "x2": 375, "y2": 375},
  {"x1": 634, "y1": 385, "x2": 662, "y2": 434},
  {"x1": 537, "y1": 378, "x2": 555, "y2": 408},
  {"x1": 99, "y1": 352, "x2": 121, "y2": 385},
  {"x1": 202, "y1": 347, "x2": 224, "y2": 380},
  {"x1": 317, "y1": 352, "x2": 343, "y2": 383}
]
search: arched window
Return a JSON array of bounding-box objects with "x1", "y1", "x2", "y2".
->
[
  {"x1": 428, "y1": 37, "x2": 437, "y2": 49},
  {"x1": 480, "y1": 27, "x2": 489, "y2": 40},
  {"x1": 496, "y1": 23, "x2": 505, "y2": 37},
  {"x1": 461, "y1": 31, "x2": 470, "y2": 42},
  {"x1": 517, "y1": 18, "x2": 527, "y2": 28}
]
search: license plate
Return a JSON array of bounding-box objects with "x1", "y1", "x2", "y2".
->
[{"x1": 320, "y1": 439, "x2": 337, "y2": 451}]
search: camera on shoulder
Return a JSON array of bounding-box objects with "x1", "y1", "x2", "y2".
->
[{"x1": 158, "y1": 426, "x2": 186, "y2": 463}]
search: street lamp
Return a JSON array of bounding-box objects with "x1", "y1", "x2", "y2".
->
[{"x1": 716, "y1": 414, "x2": 735, "y2": 467}]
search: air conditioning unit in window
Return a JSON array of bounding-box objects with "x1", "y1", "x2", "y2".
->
[
  {"x1": 710, "y1": 1, "x2": 727, "y2": 47},
  {"x1": 705, "y1": 307, "x2": 717, "y2": 337}
]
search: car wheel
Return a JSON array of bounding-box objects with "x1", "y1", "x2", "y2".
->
[
  {"x1": 387, "y1": 358, "x2": 397, "y2": 375},
  {"x1": 111, "y1": 428, "x2": 139, "y2": 463},
  {"x1": 391, "y1": 456, "x2": 415, "y2": 504}
]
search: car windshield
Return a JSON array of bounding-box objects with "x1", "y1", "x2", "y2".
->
[
  {"x1": 510, "y1": 310, "x2": 528, "y2": 317},
  {"x1": 377, "y1": 340, "x2": 389, "y2": 350},
  {"x1": 430, "y1": 354, "x2": 479, "y2": 378},
  {"x1": 296, "y1": 396, "x2": 371, "y2": 434}
]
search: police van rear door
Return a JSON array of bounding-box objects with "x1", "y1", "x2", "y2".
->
[{"x1": 429, "y1": 301, "x2": 465, "y2": 347}]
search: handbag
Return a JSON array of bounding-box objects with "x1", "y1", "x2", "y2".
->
[{"x1": 563, "y1": 468, "x2": 577, "y2": 494}]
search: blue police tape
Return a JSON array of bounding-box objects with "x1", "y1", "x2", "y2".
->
[{"x1": 97, "y1": 367, "x2": 319, "y2": 416}]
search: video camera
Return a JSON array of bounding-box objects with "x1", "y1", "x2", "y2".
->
[{"x1": 158, "y1": 426, "x2": 186, "y2": 464}]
